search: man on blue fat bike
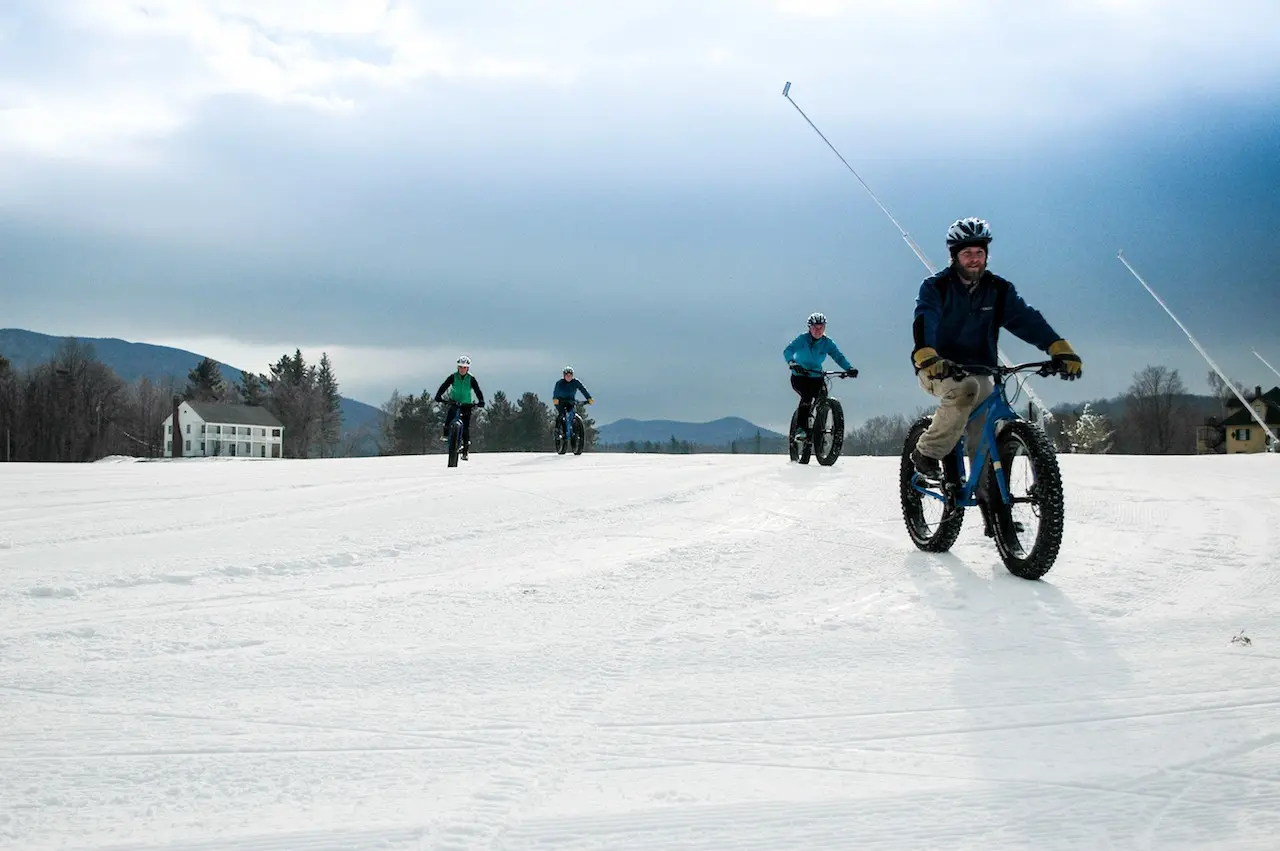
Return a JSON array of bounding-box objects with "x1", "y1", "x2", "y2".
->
[
  {"x1": 908, "y1": 216, "x2": 1082, "y2": 533},
  {"x1": 552, "y1": 366, "x2": 593, "y2": 428}
]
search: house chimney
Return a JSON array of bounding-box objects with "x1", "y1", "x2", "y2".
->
[
  {"x1": 172, "y1": 395, "x2": 183, "y2": 458},
  {"x1": 1256, "y1": 385, "x2": 1263, "y2": 400}
]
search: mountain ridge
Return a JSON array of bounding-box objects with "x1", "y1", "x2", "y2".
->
[{"x1": 596, "y1": 416, "x2": 785, "y2": 446}]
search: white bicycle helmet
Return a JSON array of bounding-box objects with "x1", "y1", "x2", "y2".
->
[
  {"x1": 807, "y1": 312, "x2": 827, "y2": 327},
  {"x1": 456, "y1": 355, "x2": 471, "y2": 367},
  {"x1": 563, "y1": 366, "x2": 574, "y2": 374},
  {"x1": 946, "y1": 217, "x2": 992, "y2": 253}
]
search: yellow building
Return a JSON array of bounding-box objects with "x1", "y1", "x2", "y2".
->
[{"x1": 1204, "y1": 385, "x2": 1280, "y2": 454}]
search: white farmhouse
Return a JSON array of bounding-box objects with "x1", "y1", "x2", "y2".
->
[{"x1": 162, "y1": 401, "x2": 285, "y2": 459}]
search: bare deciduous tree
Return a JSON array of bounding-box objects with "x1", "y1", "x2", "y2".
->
[
  {"x1": 1124, "y1": 365, "x2": 1187, "y2": 455},
  {"x1": 1206, "y1": 370, "x2": 1247, "y2": 416},
  {"x1": 845, "y1": 413, "x2": 916, "y2": 456}
]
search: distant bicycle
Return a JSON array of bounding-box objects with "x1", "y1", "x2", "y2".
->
[
  {"x1": 554, "y1": 401, "x2": 587, "y2": 456},
  {"x1": 444, "y1": 403, "x2": 480, "y2": 468},
  {"x1": 788, "y1": 367, "x2": 856, "y2": 466},
  {"x1": 900, "y1": 360, "x2": 1068, "y2": 580}
]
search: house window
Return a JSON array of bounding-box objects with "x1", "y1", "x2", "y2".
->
[
  {"x1": 242, "y1": 442, "x2": 250, "y2": 454},
  {"x1": 271, "y1": 444, "x2": 281, "y2": 458},
  {"x1": 185, "y1": 440, "x2": 191, "y2": 451},
  {"x1": 260, "y1": 445, "x2": 266, "y2": 457},
  {"x1": 229, "y1": 442, "x2": 236, "y2": 456},
  {"x1": 1232, "y1": 428, "x2": 1252, "y2": 442},
  {"x1": 200, "y1": 442, "x2": 205, "y2": 452},
  {"x1": 272, "y1": 428, "x2": 281, "y2": 437},
  {"x1": 186, "y1": 424, "x2": 191, "y2": 433},
  {"x1": 201, "y1": 425, "x2": 206, "y2": 433},
  {"x1": 167, "y1": 424, "x2": 172, "y2": 434},
  {"x1": 166, "y1": 440, "x2": 172, "y2": 451}
]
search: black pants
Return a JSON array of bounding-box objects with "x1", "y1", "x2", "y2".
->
[
  {"x1": 443, "y1": 404, "x2": 474, "y2": 445},
  {"x1": 790, "y1": 374, "x2": 826, "y2": 429}
]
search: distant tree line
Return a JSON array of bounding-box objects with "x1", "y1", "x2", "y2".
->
[
  {"x1": 1044, "y1": 366, "x2": 1242, "y2": 455},
  {"x1": 2, "y1": 343, "x2": 1247, "y2": 463},
  {"x1": 378, "y1": 389, "x2": 598, "y2": 454},
  {"x1": 0, "y1": 339, "x2": 344, "y2": 462}
]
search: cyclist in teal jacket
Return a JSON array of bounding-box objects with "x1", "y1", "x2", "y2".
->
[{"x1": 783, "y1": 312, "x2": 857, "y2": 438}]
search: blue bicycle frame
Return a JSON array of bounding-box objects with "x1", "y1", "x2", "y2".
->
[
  {"x1": 562, "y1": 403, "x2": 577, "y2": 443},
  {"x1": 911, "y1": 362, "x2": 1051, "y2": 509}
]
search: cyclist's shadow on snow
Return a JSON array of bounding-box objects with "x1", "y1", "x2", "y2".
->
[
  {"x1": 902, "y1": 548, "x2": 1129, "y2": 671},
  {"x1": 901, "y1": 547, "x2": 1140, "y2": 845}
]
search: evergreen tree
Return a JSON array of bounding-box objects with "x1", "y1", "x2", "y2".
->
[
  {"x1": 577, "y1": 403, "x2": 599, "y2": 449},
  {"x1": 184, "y1": 358, "x2": 230, "y2": 403},
  {"x1": 388, "y1": 392, "x2": 438, "y2": 454},
  {"x1": 512, "y1": 392, "x2": 554, "y2": 451},
  {"x1": 265, "y1": 349, "x2": 319, "y2": 458},
  {"x1": 378, "y1": 390, "x2": 404, "y2": 454},
  {"x1": 316, "y1": 353, "x2": 343, "y2": 457},
  {"x1": 238, "y1": 371, "x2": 268, "y2": 406},
  {"x1": 479, "y1": 391, "x2": 518, "y2": 450}
]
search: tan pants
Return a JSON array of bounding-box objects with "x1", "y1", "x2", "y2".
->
[{"x1": 915, "y1": 372, "x2": 995, "y2": 463}]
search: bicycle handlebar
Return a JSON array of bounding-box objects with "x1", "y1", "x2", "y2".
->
[
  {"x1": 953, "y1": 360, "x2": 1060, "y2": 379},
  {"x1": 790, "y1": 366, "x2": 858, "y2": 378}
]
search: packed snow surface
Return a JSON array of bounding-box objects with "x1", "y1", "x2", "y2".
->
[{"x1": 2, "y1": 452, "x2": 1278, "y2": 850}]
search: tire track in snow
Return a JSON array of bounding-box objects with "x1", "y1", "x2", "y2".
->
[
  {"x1": 80, "y1": 825, "x2": 427, "y2": 851},
  {"x1": 2, "y1": 468, "x2": 765, "y2": 641},
  {"x1": 419, "y1": 513, "x2": 767, "y2": 849}
]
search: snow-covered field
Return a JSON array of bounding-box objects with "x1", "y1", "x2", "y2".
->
[{"x1": 2, "y1": 451, "x2": 1278, "y2": 850}]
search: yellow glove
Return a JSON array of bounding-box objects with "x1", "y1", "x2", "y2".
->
[
  {"x1": 912, "y1": 346, "x2": 952, "y2": 380},
  {"x1": 1048, "y1": 340, "x2": 1082, "y2": 380}
]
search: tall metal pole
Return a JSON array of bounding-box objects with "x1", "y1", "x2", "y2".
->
[
  {"x1": 1254, "y1": 349, "x2": 1280, "y2": 381},
  {"x1": 1117, "y1": 250, "x2": 1278, "y2": 447}
]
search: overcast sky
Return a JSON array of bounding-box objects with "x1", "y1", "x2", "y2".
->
[{"x1": 4, "y1": 0, "x2": 1279, "y2": 431}]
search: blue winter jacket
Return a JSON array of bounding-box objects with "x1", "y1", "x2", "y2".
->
[
  {"x1": 783, "y1": 332, "x2": 854, "y2": 374},
  {"x1": 552, "y1": 377, "x2": 592, "y2": 403},
  {"x1": 912, "y1": 267, "x2": 1061, "y2": 369}
]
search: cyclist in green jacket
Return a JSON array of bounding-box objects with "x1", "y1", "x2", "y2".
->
[{"x1": 434, "y1": 356, "x2": 486, "y2": 449}]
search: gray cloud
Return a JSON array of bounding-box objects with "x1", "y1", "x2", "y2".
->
[{"x1": 3, "y1": 0, "x2": 1279, "y2": 427}]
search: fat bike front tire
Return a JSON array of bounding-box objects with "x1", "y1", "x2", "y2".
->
[
  {"x1": 812, "y1": 398, "x2": 844, "y2": 467},
  {"x1": 990, "y1": 421, "x2": 1066, "y2": 580}
]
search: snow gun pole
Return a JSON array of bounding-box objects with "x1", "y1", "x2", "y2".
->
[
  {"x1": 1254, "y1": 349, "x2": 1280, "y2": 381},
  {"x1": 1117, "y1": 250, "x2": 1279, "y2": 447},
  {"x1": 780, "y1": 81, "x2": 1053, "y2": 421}
]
